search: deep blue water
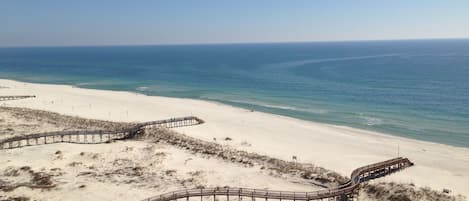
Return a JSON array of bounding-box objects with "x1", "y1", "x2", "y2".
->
[{"x1": 1, "y1": 39, "x2": 469, "y2": 147}]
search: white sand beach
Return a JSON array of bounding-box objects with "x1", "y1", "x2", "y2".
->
[{"x1": 1, "y1": 79, "x2": 469, "y2": 198}]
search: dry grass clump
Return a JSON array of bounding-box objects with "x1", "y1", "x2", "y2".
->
[
  {"x1": 0, "y1": 196, "x2": 30, "y2": 201},
  {"x1": 362, "y1": 182, "x2": 467, "y2": 201},
  {"x1": 75, "y1": 157, "x2": 201, "y2": 189},
  {"x1": 142, "y1": 127, "x2": 347, "y2": 187},
  {"x1": 0, "y1": 166, "x2": 58, "y2": 192},
  {"x1": 1, "y1": 106, "x2": 134, "y2": 131},
  {"x1": 240, "y1": 141, "x2": 251, "y2": 147}
]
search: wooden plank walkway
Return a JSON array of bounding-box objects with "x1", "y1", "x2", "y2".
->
[
  {"x1": 0, "y1": 95, "x2": 36, "y2": 101},
  {"x1": 0, "y1": 116, "x2": 204, "y2": 149},
  {"x1": 141, "y1": 157, "x2": 413, "y2": 201},
  {"x1": 0, "y1": 95, "x2": 413, "y2": 200}
]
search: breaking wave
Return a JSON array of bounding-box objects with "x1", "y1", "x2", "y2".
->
[
  {"x1": 205, "y1": 97, "x2": 327, "y2": 114},
  {"x1": 357, "y1": 114, "x2": 384, "y2": 126}
]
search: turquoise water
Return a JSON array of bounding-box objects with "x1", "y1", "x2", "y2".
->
[{"x1": 1, "y1": 39, "x2": 469, "y2": 147}]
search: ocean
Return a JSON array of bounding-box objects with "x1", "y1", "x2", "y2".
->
[{"x1": 1, "y1": 39, "x2": 469, "y2": 147}]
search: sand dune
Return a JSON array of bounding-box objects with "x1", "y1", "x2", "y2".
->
[{"x1": 1, "y1": 79, "x2": 468, "y2": 198}]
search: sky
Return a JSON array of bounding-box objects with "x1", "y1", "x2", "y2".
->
[{"x1": 1, "y1": 0, "x2": 468, "y2": 47}]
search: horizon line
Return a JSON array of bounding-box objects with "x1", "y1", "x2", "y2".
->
[{"x1": 1, "y1": 37, "x2": 468, "y2": 49}]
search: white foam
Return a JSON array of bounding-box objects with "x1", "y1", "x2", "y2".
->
[
  {"x1": 136, "y1": 86, "x2": 149, "y2": 91},
  {"x1": 358, "y1": 115, "x2": 383, "y2": 126},
  {"x1": 263, "y1": 53, "x2": 401, "y2": 70},
  {"x1": 206, "y1": 97, "x2": 328, "y2": 114}
]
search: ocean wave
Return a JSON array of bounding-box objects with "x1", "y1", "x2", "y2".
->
[
  {"x1": 357, "y1": 115, "x2": 383, "y2": 126},
  {"x1": 264, "y1": 53, "x2": 401, "y2": 70},
  {"x1": 136, "y1": 86, "x2": 149, "y2": 91},
  {"x1": 75, "y1": 81, "x2": 129, "y2": 87},
  {"x1": 206, "y1": 97, "x2": 327, "y2": 114},
  {"x1": 74, "y1": 82, "x2": 95, "y2": 86}
]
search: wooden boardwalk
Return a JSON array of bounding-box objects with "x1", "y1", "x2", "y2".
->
[
  {"x1": 141, "y1": 157, "x2": 413, "y2": 201},
  {"x1": 0, "y1": 95, "x2": 36, "y2": 101},
  {"x1": 0, "y1": 116, "x2": 204, "y2": 149},
  {"x1": 0, "y1": 95, "x2": 413, "y2": 201}
]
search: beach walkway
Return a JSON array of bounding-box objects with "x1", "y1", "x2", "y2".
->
[
  {"x1": 0, "y1": 95, "x2": 36, "y2": 101},
  {"x1": 0, "y1": 116, "x2": 204, "y2": 149},
  {"x1": 0, "y1": 95, "x2": 414, "y2": 201},
  {"x1": 142, "y1": 157, "x2": 413, "y2": 201}
]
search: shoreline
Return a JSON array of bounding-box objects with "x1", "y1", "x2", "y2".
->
[
  {"x1": 3, "y1": 77, "x2": 463, "y2": 149},
  {"x1": 2, "y1": 78, "x2": 468, "y2": 151},
  {"x1": 1, "y1": 78, "x2": 469, "y2": 197}
]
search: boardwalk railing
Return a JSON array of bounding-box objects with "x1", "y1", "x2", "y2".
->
[
  {"x1": 142, "y1": 157, "x2": 413, "y2": 201},
  {"x1": 1, "y1": 96, "x2": 413, "y2": 200},
  {"x1": 0, "y1": 116, "x2": 204, "y2": 149},
  {"x1": 0, "y1": 95, "x2": 36, "y2": 101}
]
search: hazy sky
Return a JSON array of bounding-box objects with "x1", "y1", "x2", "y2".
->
[{"x1": 1, "y1": 0, "x2": 468, "y2": 47}]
